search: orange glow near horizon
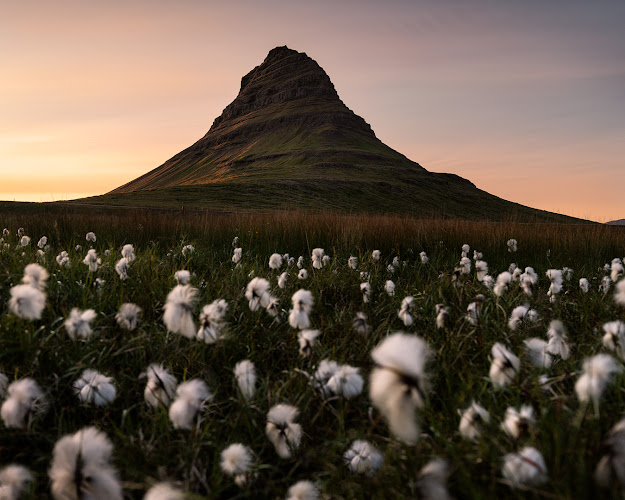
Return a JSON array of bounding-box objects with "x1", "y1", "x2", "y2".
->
[{"x1": 1, "y1": 1, "x2": 623, "y2": 222}]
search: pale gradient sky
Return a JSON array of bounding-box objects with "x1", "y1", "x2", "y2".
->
[{"x1": 2, "y1": 0, "x2": 624, "y2": 221}]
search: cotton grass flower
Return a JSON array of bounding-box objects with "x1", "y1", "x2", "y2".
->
[
  {"x1": 174, "y1": 270, "x2": 191, "y2": 285},
  {"x1": 221, "y1": 443, "x2": 253, "y2": 486},
  {"x1": 298, "y1": 329, "x2": 321, "y2": 357},
  {"x1": 419, "y1": 251, "x2": 429, "y2": 264},
  {"x1": 489, "y1": 343, "x2": 520, "y2": 388},
  {"x1": 611, "y1": 260, "x2": 624, "y2": 283},
  {"x1": 234, "y1": 360, "x2": 256, "y2": 401},
  {"x1": 461, "y1": 243, "x2": 470, "y2": 257},
  {"x1": 371, "y1": 250, "x2": 381, "y2": 261},
  {"x1": 311, "y1": 248, "x2": 324, "y2": 269},
  {"x1": 313, "y1": 359, "x2": 339, "y2": 398},
  {"x1": 266, "y1": 404, "x2": 302, "y2": 458},
  {"x1": 595, "y1": 418, "x2": 625, "y2": 488},
  {"x1": 360, "y1": 282, "x2": 371, "y2": 303},
  {"x1": 245, "y1": 277, "x2": 271, "y2": 311},
  {"x1": 615, "y1": 279, "x2": 625, "y2": 307},
  {"x1": 115, "y1": 258, "x2": 129, "y2": 280},
  {"x1": 232, "y1": 247, "x2": 242, "y2": 263},
  {"x1": 343, "y1": 440, "x2": 383, "y2": 475},
  {"x1": 144, "y1": 483, "x2": 185, "y2": 500},
  {"x1": 74, "y1": 369, "x2": 116, "y2": 406},
  {"x1": 466, "y1": 294, "x2": 485, "y2": 326},
  {"x1": 144, "y1": 364, "x2": 177, "y2": 408},
  {"x1": 56, "y1": 251, "x2": 70, "y2": 268},
  {"x1": 269, "y1": 253, "x2": 283, "y2": 269},
  {"x1": 459, "y1": 401, "x2": 490, "y2": 440},
  {"x1": 475, "y1": 260, "x2": 488, "y2": 281},
  {"x1": 0, "y1": 464, "x2": 33, "y2": 499},
  {"x1": 546, "y1": 320, "x2": 570, "y2": 360},
  {"x1": 22, "y1": 263, "x2": 48, "y2": 291},
  {"x1": 502, "y1": 447, "x2": 547, "y2": 487},
  {"x1": 8, "y1": 284, "x2": 46, "y2": 320},
  {"x1": 197, "y1": 299, "x2": 228, "y2": 343},
  {"x1": 384, "y1": 280, "x2": 395, "y2": 296},
  {"x1": 327, "y1": 364, "x2": 364, "y2": 399},
  {"x1": 181, "y1": 244, "x2": 194, "y2": 256},
  {"x1": 398, "y1": 296, "x2": 414, "y2": 327},
  {"x1": 435, "y1": 304, "x2": 449, "y2": 329},
  {"x1": 579, "y1": 278, "x2": 590, "y2": 293},
  {"x1": 508, "y1": 305, "x2": 538, "y2": 331},
  {"x1": 507, "y1": 238, "x2": 518, "y2": 252},
  {"x1": 19, "y1": 235, "x2": 30, "y2": 247},
  {"x1": 459, "y1": 257, "x2": 471, "y2": 274},
  {"x1": 278, "y1": 272, "x2": 288, "y2": 289},
  {"x1": 64, "y1": 308, "x2": 97, "y2": 340},
  {"x1": 602, "y1": 321, "x2": 625, "y2": 359},
  {"x1": 121, "y1": 243, "x2": 135, "y2": 261},
  {"x1": 501, "y1": 405, "x2": 535, "y2": 439},
  {"x1": 115, "y1": 303, "x2": 142, "y2": 331},
  {"x1": 370, "y1": 333, "x2": 432, "y2": 443},
  {"x1": 85, "y1": 231, "x2": 96, "y2": 242},
  {"x1": 83, "y1": 249, "x2": 101, "y2": 272},
  {"x1": 1, "y1": 378, "x2": 46, "y2": 429},
  {"x1": 352, "y1": 312, "x2": 371, "y2": 336},
  {"x1": 348, "y1": 256, "x2": 358, "y2": 269},
  {"x1": 286, "y1": 480, "x2": 318, "y2": 500},
  {"x1": 417, "y1": 458, "x2": 451, "y2": 500},
  {"x1": 520, "y1": 267, "x2": 538, "y2": 295},
  {"x1": 600, "y1": 276, "x2": 611, "y2": 293},
  {"x1": 546, "y1": 269, "x2": 563, "y2": 300},
  {"x1": 494, "y1": 271, "x2": 512, "y2": 297},
  {"x1": 298, "y1": 269, "x2": 308, "y2": 280},
  {"x1": 163, "y1": 284, "x2": 198, "y2": 338},
  {"x1": 49, "y1": 426, "x2": 122, "y2": 500},
  {"x1": 169, "y1": 379, "x2": 213, "y2": 430},
  {"x1": 289, "y1": 289, "x2": 313, "y2": 330},
  {"x1": 524, "y1": 338, "x2": 553, "y2": 369},
  {"x1": 575, "y1": 354, "x2": 622, "y2": 407}
]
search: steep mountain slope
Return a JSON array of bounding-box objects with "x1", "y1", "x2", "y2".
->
[{"x1": 90, "y1": 46, "x2": 577, "y2": 221}]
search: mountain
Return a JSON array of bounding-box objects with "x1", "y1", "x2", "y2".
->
[
  {"x1": 92, "y1": 46, "x2": 576, "y2": 221},
  {"x1": 607, "y1": 219, "x2": 625, "y2": 225}
]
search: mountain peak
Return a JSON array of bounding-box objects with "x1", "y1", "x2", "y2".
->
[{"x1": 213, "y1": 46, "x2": 341, "y2": 130}]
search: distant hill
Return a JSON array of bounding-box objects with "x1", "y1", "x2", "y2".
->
[
  {"x1": 607, "y1": 219, "x2": 625, "y2": 225},
  {"x1": 81, "y1": 46, "x2": 582, "y2": 221}
]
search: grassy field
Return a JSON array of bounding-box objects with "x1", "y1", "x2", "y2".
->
[{"x1": 1, "y1": 206, "x2": 624, "y2": 498}]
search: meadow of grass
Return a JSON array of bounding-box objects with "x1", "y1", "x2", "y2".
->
[{"x1": 1, "y1": 207, "x2": 625, "y2": 499}]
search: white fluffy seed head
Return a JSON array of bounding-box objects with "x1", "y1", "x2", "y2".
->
[
  {"x1": 169, "y1": 379, "x2": 212, "y2": 430},
  {"x1": 298, "y1": 329, "x2": 321, "y2": 357},
  {"x1": 8, "y1": 284, "x2": 46, "y2": 320},
  {"x1": 459, "y1": 401, "x2": 490, "y2": 440},
  {"x1": 74, "y1": 369, "x2": 116, "y2": 406},
  {"x1": 343, "y1": 440, "x2": 383, "y2": 475},
  {"x1": 266, "y1": 404, "x2": 302, "y2": 459},
  {"x1": 220, "y1": 443, "x2": 253, "y2": 477},
  {"x1": 575, "y1": 354, "x2": 622, "y2": 406},
  {"x1": 326, "y1": 365, "x2": 364, "y2": 399},
  {"x1": 49, "y1": 426, "x2": 122, "y2": 500},
  {"x1": 144, "y1": 482, "x2": 185, "y2": 500},
  {"x1": 523, "y1": 338, "x2": 553, "y2": 369},
  {"x1": 65, "y1": 308, "x2": 97, "y2": 340},
  {"x1": 489, "y1": 343, "x2": 520, "y2": 388},
  {"x1": 163, "y1": 285, "x2": 198, "y2": 338},
  {"x1": 501, "y1": 405, "x2": 535, "y2": 439},
  {"x1": 174, "y1": 270, "x2": 191, "y2": 285},
  {"x1": 234, "y1": 360, "x2": 257, "y2": 401},
  {"x1": 286, "y1": 480, "x2": 319, "y2": 500},
  {"x1": 502, "y1": 447, "x2": 547, "y2": 487},
  {"x1": 0, "y1": 464, "x2": 34, "y2": 499},
  {"x1": 269, "y1": 253, "x2": 283, "y2": 269},
  {"x1": 245, "y1": 277, "x2": 271, "y2": 311},
  {"x1": 115, "y1": 303, "x2": 142, "y2": 331},
  {"x1": 144, "y1": 364, "x2": 178, "y2": 408},
  {"x1": 22, "y1": 263, "x2": 49, "y2": 291},
  {"x1": 1, "y1": 378, "x2": 46, "y2": 429}
]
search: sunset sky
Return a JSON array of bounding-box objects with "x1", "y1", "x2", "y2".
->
[{"x1": 2, "y1": 0, "x2": 624, "y2": 221}]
